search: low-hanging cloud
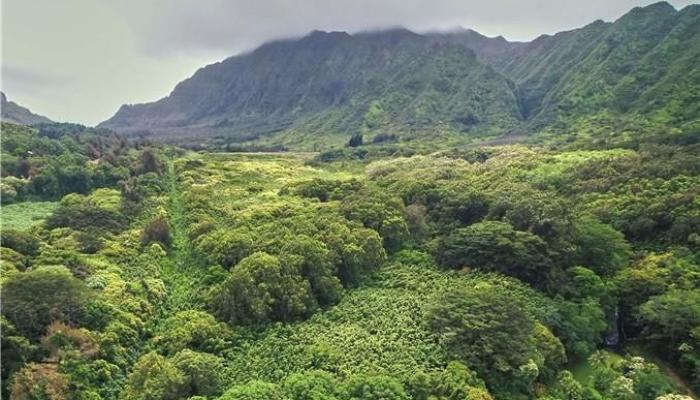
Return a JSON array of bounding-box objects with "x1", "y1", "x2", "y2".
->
[
  {"x1": 3, "y1": 0, "x2": 698, "y2": 125},
  {"x1": 104, "y1": 0, "x2": 699, "y2": 58}
]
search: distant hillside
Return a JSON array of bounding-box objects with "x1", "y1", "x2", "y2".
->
[
  {"x1": 1, "y1": 92, "x2": 53, "y2": 125},
  {"x1": 100, "y1": 1, "x2": 700, "y2": 148}
]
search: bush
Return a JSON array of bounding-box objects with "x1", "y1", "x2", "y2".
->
[
  {"x1": 152, "y1": 310, "x2": 232, "y2": 355},
  {"x1": 213, "y1": 252, "x2": 316, "y2": 325},
  {"x1": 171, "y1": 350, "x2": 226, "y2": 398},
  {"x1": 1, "y1": 266, "x2": 91, "y2": 338},
  {"x1": 0, "y1": 229, "x2": 40, "y2": 256},
  {"x1": 195, "y1": 229, "x2": 253, "y2": 269},
  {"x1": 10, "y1": 363, "x2": 68, "y2": 400},
  {"x1": 140, "y1": 217, "x2": 171, "y2": 248},
  {"x1": 120, "y1": 352, "x2": 186, "y2": 400},
  {"x1": 436, "y1": 221, "x2": 553, "y2": 285},
  {"x1": 425, "y1": 284, "x2": 538, "y2": 391}
]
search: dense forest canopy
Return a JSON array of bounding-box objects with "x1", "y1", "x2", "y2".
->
[
  {"x1": 1, "y1": 2, "x2": 700, "y2": 400},
  {"x1": 1, "y1": 120, "x2": 698, "y2": 400}
]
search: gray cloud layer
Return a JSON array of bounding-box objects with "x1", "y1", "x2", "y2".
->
[
  {"x1": 109, "y1": 0, "x2": 699, "y2": 56},
  {"x1": 2, "y1": 0, "x2": 698, "y2": 124}
]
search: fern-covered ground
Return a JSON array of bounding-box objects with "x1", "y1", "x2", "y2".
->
[{"x1": 1, "y1": 201, "x2": 57, "y2": 231}]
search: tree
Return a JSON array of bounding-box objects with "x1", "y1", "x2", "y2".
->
[
  {"x1": 554, "y1": 298, "x2": 607, "y2": 359},
  {"x1": 550, "y1": 370, "x2": 584, "y2": 400},
  {"x1": 425, "y1": 284, "x2": 538, "y2": 391},
  {"x1": 45, "y1": 195, "x2": 125, "y2": 233},
  {"x1": 325, "y1": 224, "x2": 385, "y2": 287},
  {"x1": 407, "y1": 362, "x2": 492, "y2": 400},
  {"x1": 9, "y1": 363, "x2": 69, "y2": 400},
  {"x1": 195, "y1": 229, "x2": 253, "y2": 269},
  {"x1": 218, "y1": 381, "x2": 288, "y2": 400},
  {"x1": 341, "y1": 188, "x2": 408, "y2": 253},
  {"x1": 0, "y1": 229, "x2": 40, "y2": 256},
  {"x1": 213, "y1": 252, "x2": 316, "y2": 325},
  {"x1": 120, "y1": 352, "x2": 186, "y2": 400},
  {"x1": 436, "y1": 221, "x2": 553, "y2": 285},
  {"x1": 638, "y1": 290, "x2": 700, "y2": 343},
  {"x1": 2, "y1": 266, "x2": 91, "y2": 339},
  {"x1": 283, "y1": 370, "x2": 339, "y2": 400},
  {"x1": 347, "y1": 134, "x2": 363, "y2": 147},
  {"x1": 638, "y1": 289, "x2": 700, "y2": 387},
  {"x1": 171, "y1": 349, "x2": 226, "y2": 398},
  {"x1": 1, "y1": 318, "x2": 38, "y2": 398},
  {"x1": 139, "y1": 148, "x2": 163, "y2": 175},
  {"x1": 40, "y1": 321, "x2": 99, "y2": 361},
  {"x1": 280, "y1": 236, "x2": 344, "y2": 307},
  {"x1": 533, "y1": 323, "x2": 567, "y2": 381},
  {"x1": 570, "y1": 216, "x2": 630, "y2": 276},
  {"x1": 152, "y1": 310, "x2": 232, "y2": 355},
  {"x1": 343, "y1": 375, "x2": 410, "y2": 400},
  {"x1": 140, "y1": 217, "x2": 171, "y2": 248}
]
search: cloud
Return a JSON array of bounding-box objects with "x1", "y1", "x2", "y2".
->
[
  {"x1": 2, "y1": 0, "x2": 697, "y2": 124},
  {"x1": 1, "y1": 64, "x2": 74, "y2": 94},
  {"x1": 106, "y1": 0, "x2": 699, "y2": 58}
]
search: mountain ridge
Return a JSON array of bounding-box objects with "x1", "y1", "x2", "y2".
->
[
  {"x1": 1, "y1": 92, "x2": 53, "y2": 125},
  {"x1": 99, "y1": 1, "x2": 700, "y2": 148}
]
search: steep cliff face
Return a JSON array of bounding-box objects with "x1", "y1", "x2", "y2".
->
[
  {"x1": 100, "y1": 29, "x2": 523, "y2": 141},
  {"x1": 100, "y1": 2, "x2": 700, "y2": 146}
]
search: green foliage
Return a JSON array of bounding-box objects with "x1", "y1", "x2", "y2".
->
[
  {"x1": 1, "y1": 266, "x2": 92, "y2": 339},
  {"x1": 213, "y1": 252, "x2": 316, "y2": 325},
  {"x1": 425, "y1": 283, "x2": 538, "y2": 391},
  {"x1": 171, "y1": 349, "x2": 226, "y2": 398},
  {"x1": 121, "y1": 352, "x2": 186, "y2": 400},
  {"x1": 1, "y1": 229, "x2": 41, "y2": 256},
  {"x1": 0, "y1": 201, "x2": 57, "y2": 231},
  {"x1": 283, "y1": 370, "x2": 339, "y2": 400},
  {"x1": 570, "y1": 215, "x2": 631, "y2": 276},
  {"x1": 195, "y1": 229, "x2": 253, "y2": 269},
  {"x1": 587, "y1": 354, "x2": 677, "y2": 400},
  {"x1": 0, "y1": 122, "x2": 162, "y2": 203},
  {"x1": 436, "y1": 221, "x2": 553, "y2": 285},
  {"x1": 343, "y1": 375, "x2": 409, "y2": 400},
  {"x1": 1, "y1": 317, "x2": 39, "y2": 397},
  {"x1": 46, "y1": 193, "x2": 126, "y2": 234},
  {"x1": 1, "y1": 142, "x2": 697, "y2": 400},
  {"x1": 406, "y1": 361, "x2": 491, "y2": 400},
  {"x1": 152, "y1": 310, "x2": 233, "y2": 355},
  {"x1": 218, "y1": 381, "x2": 288, "y2": 400}
]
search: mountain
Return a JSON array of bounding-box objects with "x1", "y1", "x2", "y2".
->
[
  {"x1": 100, "y1": 29, "x2": 524, "y2": 146},
  {"x1": 1, "y1": 92, "x2": 53, "y2": 125},
  {"x1": 100, "y1": 2, "x2": 700, "y2": 148}
]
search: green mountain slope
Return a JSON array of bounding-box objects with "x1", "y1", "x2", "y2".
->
[
  {"x1": 523, "y1": 2, "x2": 700, "y2": 132},
  {"x1": 100, "y1": 30, "x2": 523, "y2": 146},
  {"x1": 1, "y1": 92, "x2": 53, "y2": 125},
  {"x1": 100, "y1": 2, "x2": 700, "y2": 149}
]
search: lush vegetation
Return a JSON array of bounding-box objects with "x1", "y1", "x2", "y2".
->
[
  {"x1": 97, "y1": 3, "x2": 700, "y2": 154},
  {"x1": 2, "y1": 117, "x2": 698, "y2": 400}
]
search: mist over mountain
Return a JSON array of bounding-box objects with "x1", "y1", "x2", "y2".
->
[{"x1": 99, "y1": 1, "x2": 700, "y2": 148}]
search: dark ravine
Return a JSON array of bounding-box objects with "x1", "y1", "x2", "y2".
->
[{"x1": 99, "y1": 1, "x2": 700, "y2": 147}]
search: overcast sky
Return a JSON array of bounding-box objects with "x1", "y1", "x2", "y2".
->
[{"x1": 2, "y1": 0, "x2": 698, "y2": 125}]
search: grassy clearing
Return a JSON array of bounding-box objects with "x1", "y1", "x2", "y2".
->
[{"x1": 1, "y1": 201, "x2": 58, "y2": 231}]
